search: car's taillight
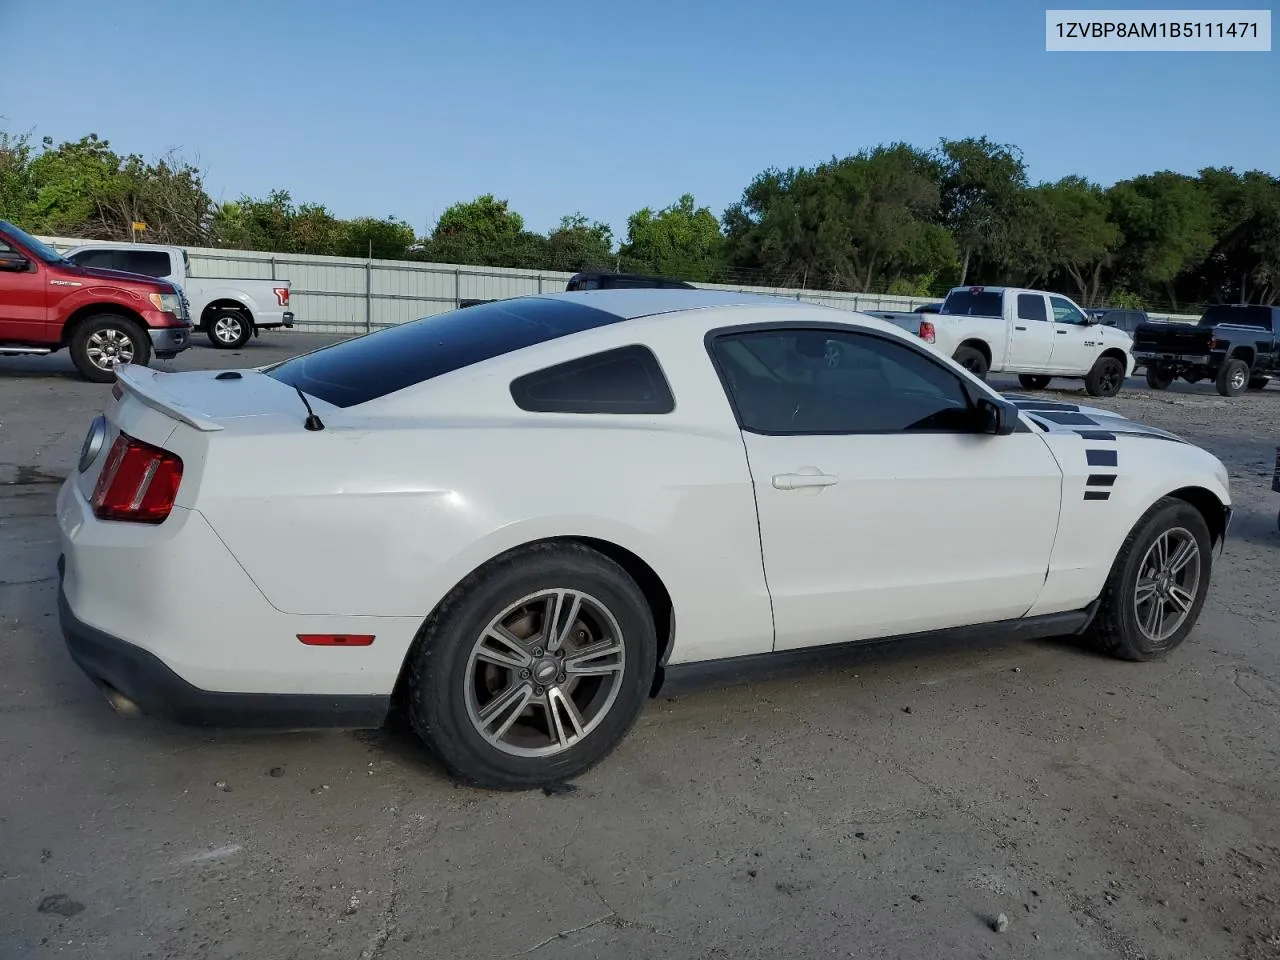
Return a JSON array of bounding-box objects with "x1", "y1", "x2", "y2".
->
[
  {"x1": 274, "y1": 287, "x2": 290, "y2": 306},
  {"x1": 918, "y1": 320, "x2": 937, "y2": 343},
  {"x1": 90, "y1": 433, "x2": 183, "y2": 524}
]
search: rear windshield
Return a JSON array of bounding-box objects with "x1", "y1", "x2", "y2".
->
[
  {"x1": 266, "y1": 298, "x2": 625, "y2": 408},
  {"x1": 940, "y1": 291, "x2": 1003, "y2": 317},
  {"x1": 1198, "y1": 305, "x2": 1274, "y2": 329}
]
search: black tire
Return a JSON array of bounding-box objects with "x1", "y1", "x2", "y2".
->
[
  {"x1": 1018, "y1": 374, "x2": 1052, "y2": 390},
  {"x1": 1085, "y1": 355, "x2": 1125, "y2": 397},
  {"x1": 69, "y1": 314, "x2": 151, "y2": 384},
  {"x1": 206, "y1": 310, "x2": 253, "y2": 349},
  {"x1": 1248, "y1": 376, "x2": 1270, "y2": 391},
  {"x1": 404, "y1": 542, "x2": 657, "y2": 790},
  {"x1": 1145, "y1": 367, "x2": 1174, "y2": 390},
  {"x1": 1215, "y1": 359, "x2": 1249, "y2": 397},
  {"x1": 953, "y1": 346, "x2": 989, "y2": 381},
  {"x1": 1084, "y1": 496, "x2": 1213, "y2": 662}
]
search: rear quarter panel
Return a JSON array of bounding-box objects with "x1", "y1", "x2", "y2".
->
[{"x1": 188, "y1": 310, "x2": 782, "y2": 666}]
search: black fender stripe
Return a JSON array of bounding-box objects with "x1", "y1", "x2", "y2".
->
[{"x1": 1086, "y1": 449, "x2": 1118, "y2": 467}]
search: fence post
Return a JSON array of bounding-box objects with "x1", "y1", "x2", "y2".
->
[
  {"x1": 538, "y1": 274, "x2": 544, "y2": 293},
  {"x1": 454, "y1": 269, "x2": 461, "y2": 308},
  {"x1": 364, "y1": 259, "x2": 372, "y2": 334}
]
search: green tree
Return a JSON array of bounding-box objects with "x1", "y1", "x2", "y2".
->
[
  {"x1": 1023, "y1": 177, "x2": 1121, "y2": 305},
  {"x1": 336, "y1": 216, "x2": 417, "y2": 260},
  {"x1": 543, "y1": 213, "x2": 614, "y2": 272},
  {"x1": 0, "y1": 130, "x2": 36, "y2": 223},
  {"x1": 423, "y1": 193, "x2": 532, "y2": 266},
  {"x1": 1107, "y1": 172, "x2": 1214, "y2": 309},
  {"x1": 619, "y1": 193, "x2": 724, "y2": 282},
  {"x1": 1197, "y1": 168, "x2": 1280, "y2": 304},
  {"x1": 938, "y1": 136, "x2": 1028, "y2": 285},
  {"x1": 723, "y1": 145, "x2": 953, "y2": 292}
]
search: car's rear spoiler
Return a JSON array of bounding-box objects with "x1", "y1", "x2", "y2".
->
[{"x1": 114, "y1": 365, "x2": 225, "y2": 433}]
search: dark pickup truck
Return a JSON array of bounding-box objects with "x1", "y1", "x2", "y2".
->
[{"x1": 1132, "y1": 304, "x2": 1279, "y2": 397}]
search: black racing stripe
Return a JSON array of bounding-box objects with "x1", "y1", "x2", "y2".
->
[
  {"x1": 1009, "y1": 400, "x2": 1081, "y2": 412},
  {"x1": 1086, "y1": 474, "x2": 1116, "y2": 487},
  {"x1": 1086, "y1": 448, "x2": 1118, "y2": 467},
  {"x1": 1084, "y1": 491, "x2": 1111, "y2": 501},
  {"x1": 1042, "y1": 412, "x2": 1099, "y2": 426},
  {"x1": 1076, "y1": 430, "x2": 1117, "y2": 441}
]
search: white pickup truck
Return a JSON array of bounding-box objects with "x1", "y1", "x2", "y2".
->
[
  {"x1": 869, "y1": 286, "x2": 1136, "y2": 397},
  {"x1": 62, "y1": 242, "x2": 293, "y2": 350}
]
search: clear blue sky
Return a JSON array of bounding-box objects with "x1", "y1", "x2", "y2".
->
[{"x1": 2, "y1": 0, "x2": 1275, "y2": 240}]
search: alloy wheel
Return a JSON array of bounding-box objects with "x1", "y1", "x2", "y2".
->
[
  {"x1": 85, "y1": 328, "x2": 136, "y2": 371},
  {"x1": 463, "y1": 589, "x2": 626, "y2": 758},
  {"x1": 1133, "y1": 527, "x2": 1201, "y2": 644}
]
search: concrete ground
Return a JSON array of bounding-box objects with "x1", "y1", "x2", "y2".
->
[{"x1": 3, "y1": 335, "x2": 1280, "y2": 960}]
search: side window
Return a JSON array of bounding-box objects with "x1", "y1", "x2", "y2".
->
[
  {"x1": 712, "y1": 328, "x2": 977, "y2": 434},
  {"x1": 115, "y1": 250, "x2": 172, "y2": 277},
  {"x1": 69, "y1": 249, "x2": 119, "y2": 270},
  {"x1": 1017, "y1": 294, "x2": 1048, "y2": 323},
  {"x1": 1050, "y1": 296, "x2": 1086, "y2": 324},
  {"x1": 510, "y1": 344, "x2": 674, "y2": 414}
]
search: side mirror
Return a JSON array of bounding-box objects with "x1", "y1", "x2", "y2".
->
[
  {"x1": 976, "y1": 397, "x2": 1018, "y2": 436},
  {"x1": 0, "y1": 252, "x2": 31, "y2": 272},
  {"x1": 1083, "y1": 314, "x2": 1100, "y2": 326}
]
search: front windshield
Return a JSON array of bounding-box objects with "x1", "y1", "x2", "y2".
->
[{"x1": 0, "y1": 220, "x2": 67, "y2": 264}]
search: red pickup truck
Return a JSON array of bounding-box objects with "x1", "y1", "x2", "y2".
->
[{"x1": 0, "y1": 220, "x2": 193, "y2": 383}]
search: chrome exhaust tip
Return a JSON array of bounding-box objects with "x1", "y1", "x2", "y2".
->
[{"x1": 98, "y1": 682, "x2": 142, "y2": 718}]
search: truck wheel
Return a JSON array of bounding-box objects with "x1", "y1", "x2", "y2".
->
[
  {"x1": 953, "y1": 346, "x2": 989, "y2": 381},
  {"x1": 1145, "y1": 367, "x2": 1174, "y2": 390},
  {"x1": 1085, "y1": 356, "x2": 1125, "y2": 398},
  {"x1": 69, "y1": 315, "x2": 151, "y2": 384},
  {"x1": 207, "y1": 310, "x2": 253, "y2": 349},
  {"x1": 1215, "y1": 359, "x2": 1250, "y2": 397},
  {"x1": 1084, "y1": 496, "x2": 1212, "y2": 662},
  {"x1": 1017, "y1": 375, "x2": 1051, "y2": 390},
  {"x1": 1248, "y1": 376, "x2": 1270, "y2": 391}
]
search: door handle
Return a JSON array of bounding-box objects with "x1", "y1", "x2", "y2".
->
[
  {"x1": 1014, "y1": 325, "x2": 1027, "y2": 331},
  {"x1": 772, "y1": 472, "x2": 839, "y2": 490},
  {"x1": 1056, "y1": 329, "x2": 1069, "y2": 335}
]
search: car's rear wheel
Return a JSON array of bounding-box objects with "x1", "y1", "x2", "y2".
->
[
  {"x1": 69, "y1": 314, "x2": 151, "y2": 384},
  {"x1": 953, "y1": 346, "x2": 989, "y2": 381},
  {"x1": 404, "y1": 542, "x2": 657, "y2": 790},
  {"x1": 1084, "y1": 496, "x2": 1213, "y2": 661},
  {"x1": 1085, "y1": 356, "x2": 1125, "y2": 397},
  {"x1": 207, "y1": 310, "x2": 253, "y2": 349},
  {"x1": 1216, "y1": 359, "x2": 1250, "y2": 397},
  {"x1": 1145, "y1": 367, "x2": 1174, "y2": 390},
  {"x1": 1017, "y1": 374, "x2": 1052, "y2": 390}
]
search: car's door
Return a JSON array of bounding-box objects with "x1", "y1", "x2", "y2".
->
[
  {"x1": 1005, "y1": 293, "x2": 1056, "y2": 371},
  {"x1": 709, "y1": 324, "x2": 1064, "y2": 651},
  {"x1": 0, "y1": 236, "x2": 46, "y2": 340},
  {"x1": 1048, "y1": 296, "x2": 1098, "y2": 373}
]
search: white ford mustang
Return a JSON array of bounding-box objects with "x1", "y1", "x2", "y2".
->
[{"x1": 57, "y1": 289, "x2": 1232, "y2": 789}]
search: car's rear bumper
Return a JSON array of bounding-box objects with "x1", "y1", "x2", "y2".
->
[
  {"x1": 57, "y1": 555, "x2": 389, "y2": 729},
  {"x1": 1133, "y1": 352, "x2": 1210, "y2": 366},
  {"x1": 256, "y1": 311, "x2": 294, "y2": 330}
]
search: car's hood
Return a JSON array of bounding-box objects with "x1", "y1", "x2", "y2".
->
[
  {"x1": 1002, "y1": 394, "x2": 1186, "y2": 443},
  {"x1": 66, "y1": 263, "x2": 175, "y2": 291}
]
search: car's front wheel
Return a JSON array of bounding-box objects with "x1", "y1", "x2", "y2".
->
[
  {"x1": 404, "y1": 542, "x2": 657, "y2": 790},
  {"x1": 1085, "y1": 355, "x2": 1125, "y2": 397},
  {"x1": 69, "y1": 314, "x2": 151, "y2": 383},
  {"x1": 1085, "y1": 496, "x2": 1213, "y2": 661}
]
